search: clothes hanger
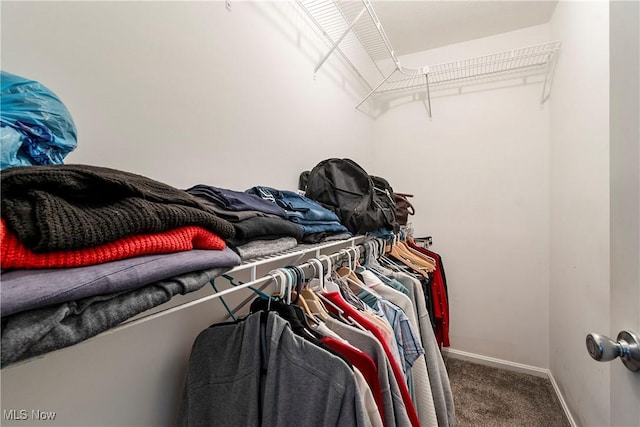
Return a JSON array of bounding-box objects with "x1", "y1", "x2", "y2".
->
[
  {"x1": 359, "y1": 242, "x2": 370, "y2": 266},
  {"x1": 317, "y1": 255, "x2": 341, "y2": 293},
  {"x1": 361, "y1": 240, "x2": 390, "y2": 273},
  {"x1": 387, "y1": 243, "x2": 431, "y2": 276},
  {"x1": 290, "y1": 267, "x2": 322, "y2": 324},
  {"x1": 307, "y1": 258, "x2": 325, "y2": 292},
  {"x1": 378, "y1": 238, "x2": 417, "y2": 273},
  {"x1": 307, "y1": 257, "x2": 367, "y2": 330},
  {"x1": 293, "y1": 263, "x2": 330, "y2": 321},
  {"x1": 336, "y1": 245, "x2": 365, "y2": 285},
  {"x1": 366, "y1": 241, "x2": 379, "y2": 266},
  {"x1": 251, "y1": 269, "x2": 322, "y2": 340},
  {"x1": 399, "y1": 243, "x2": 436, "y2": 271},
  {"x1": 266, "y1": 272, "x2": 282, "y2": 311},
  {"x1": 352, "y1": 245, "x2": 362, "y2": 267},
  {"x1": 394, "y1": 234, "x2": 436, "y2": 266},
  {"x1": 318, "y1": 254, "x2": 333, "y2": 277},
  {"x1": 268, "y1": 269, "x2": 291, "y2": 303},
  {"x1": 339, "y1": 249, "x2": 352, "y2": 271},
  {"x1": 299, "y1": 288, "x2": 329, "y2": 321},
  {"x1": 405, "y1": 236, "x2": 438, "y2": 264}
]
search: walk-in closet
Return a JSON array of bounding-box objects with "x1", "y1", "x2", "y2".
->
[{"x1": 1, "y1": 1, "x2": 638, "y2": 426}]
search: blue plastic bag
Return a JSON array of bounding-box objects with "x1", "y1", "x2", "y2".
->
[{"x1": 1, "y1": 71, "x2": 77, "y2": 170}]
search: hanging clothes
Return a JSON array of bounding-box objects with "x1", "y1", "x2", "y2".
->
[
  {"x1": 406, "y1": 241, "x2": 451, "y2": 348},
  {"x1": 342, "y1": 266, "x2": 439, "y2": 427},
  {"x1": 361, "y1": 239, "x2": 455, "y2": 427},
  {"x1": 391, "y1": 272, "x2": 456, "y2": 427},
  {"x1": 321, "y1": 336, "x2": 385, "y2": 424},
  {"x1": 323, "y1": 290, "x2": 422, "y2": 427},
  {"x1": 178, "y1": 237, "x2": 455, "y2": 427},
  {"x1": 323, "y1": 316, "x2": 412, "y2": 427}
]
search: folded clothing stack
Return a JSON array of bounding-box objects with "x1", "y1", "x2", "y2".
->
[
  {"x1": 245, "y1": 186, "x2": 351, "y2": 243},
  {"x1": 0, "y1": 164, "x2": 241, "y2": 366},
  {"x1": 187, "y1": 184, "x2": 305, "y2": 249}
]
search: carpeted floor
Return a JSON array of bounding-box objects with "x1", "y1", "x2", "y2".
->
[{"x1": 445, "y1": 357, "x2": 571, "y2": 427}]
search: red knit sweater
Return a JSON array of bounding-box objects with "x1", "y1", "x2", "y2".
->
[{"x1": 1, "y1": 220, "x2": 226, "y2": 270}]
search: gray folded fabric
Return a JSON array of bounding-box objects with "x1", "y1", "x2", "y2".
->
[
  {"x1": 235, "y1": 237, "x2": 298, "y2": 260},
  {"x1": 1, "y1": 267, "x2": 229, "y2": 367},
  {"x1": 1, "y1": 247, "x2": 241, "y2": 317},
  {"x1": 320, "y1": 233, "x2": 353, "y2": 242}
]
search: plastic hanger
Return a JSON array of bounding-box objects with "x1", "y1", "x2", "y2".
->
[
  {"x1": 306, "y1": 257, "x2": 364, "y2": 328},
  {"x1": 268, "y1": 269, "x2": 290, "y2": 304},
  {"x1": 339, "y1": 249, "x2": 352, "y2": 271},
  {"x1": 307, "y1": 258, "x2": 325, "y2": 291},
  {"x1": 351, "y1": 245, "x2": 361, "y2": 266},
  {"x1": 317, "y1": 255, "x2": 342, "y2": 293},
  {"x1": 282, "y1": 268, "x2": 296, "y2": 304}
]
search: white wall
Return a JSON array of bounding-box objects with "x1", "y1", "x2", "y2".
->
[
  {"x1": 371, "y1": 25, "x2": 552, "y2": 369},
  {"x1": 549, "y1": 2, "x2": 610, "y2": 426},
  {"x1": 1, "y1": 1, "x2": 374, "y2": 190}
]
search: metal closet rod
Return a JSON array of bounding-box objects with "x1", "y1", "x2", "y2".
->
[
  {"x1": 221, "y1": 239, "x2": 377, "y2": 319},
  {"x1": 99, "y1": 236, "x2": 371, "y2": 338}
]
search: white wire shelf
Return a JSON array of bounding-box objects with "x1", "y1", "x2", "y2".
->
[{"x1": 296, "y1": 0, "x2": 561, "y2": 117}]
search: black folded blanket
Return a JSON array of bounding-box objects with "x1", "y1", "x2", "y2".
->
[{"x1": 1, "y1": 164, "x2": 235, "y2": 252}]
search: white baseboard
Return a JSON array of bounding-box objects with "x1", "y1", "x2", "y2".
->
[
  {"x1": 442, "y1": 348, "x2": 577, "y2": 427},
  {"x1": 547, "y1": 369, "x2": 578, "y2": 427},
  {"x1": 442, "y1": 348, "x2": 549, "y2": 377}
]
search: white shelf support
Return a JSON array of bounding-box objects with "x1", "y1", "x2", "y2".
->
[
  {"x1": 356, "y1": 68, "x2": 397, "y2": 110},
  {"x1": 424, "y1": 72, "x2": 432, "y2": 118},
  {"x1": 540, "y1": 50, "x2": 559, "y2": 104},
  {"x1": 314, "y1": 6, "x2": 367, "y2": 74}
]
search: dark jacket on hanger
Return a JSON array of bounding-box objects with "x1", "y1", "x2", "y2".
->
[
  {"x1": 248, "y1": 298, "x2": 353, "y2": 368},
  {"x1": 178, "y1": 311, "x2": 367, "y2": 427}
]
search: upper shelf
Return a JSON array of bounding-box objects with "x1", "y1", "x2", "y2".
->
[{"x1": 296, "y1": 0, "x2": 561, "y2": 116}]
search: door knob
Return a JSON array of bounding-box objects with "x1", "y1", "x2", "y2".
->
[{"x1": 586, "y1": 330, "x2": 640, "y2": 373}]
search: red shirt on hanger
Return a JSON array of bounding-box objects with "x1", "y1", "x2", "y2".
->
[
  {"x1": 323, "y1": 291, "x2": 422, "y2": 427},
  {"x1": 407, "y1": 242, "x2": 450, "y2": 348}
]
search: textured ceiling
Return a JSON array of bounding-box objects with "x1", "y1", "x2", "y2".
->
[{"x1": 371, "y1": 1, "x2": 558, "y2": 56}]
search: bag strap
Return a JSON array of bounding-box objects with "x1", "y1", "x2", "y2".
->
[{"x1": 395, "y1": 193, "x2": 415, "y2": 215}]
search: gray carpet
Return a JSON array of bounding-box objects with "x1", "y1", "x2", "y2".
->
[{"x1": 445, "y1": 357, "x2": 571, "y2": 427}]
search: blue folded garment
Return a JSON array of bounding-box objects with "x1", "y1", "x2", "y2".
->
[
  {"x1": 246, "y1": 186, "x2": 342, "y2": 223},
  {"x1": 187, "y1": 184, "x2": 287, "y2": 218}
]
